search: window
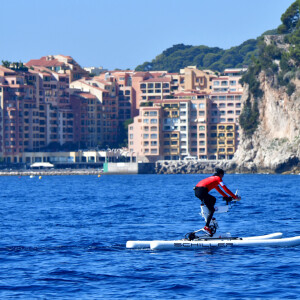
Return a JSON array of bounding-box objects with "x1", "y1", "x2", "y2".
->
[
  {"x1": 130, "y1": 134, "x2": 133, "y2": 139},
  {"x1": 150, "y1": 111, "x2": 157, "y2": 116},
  {"x1": 151, "y1": 141, "x2": 157, "y2": 146},
  {"x1": 143, "y1": 134, "x2": 149, "y2": 139},
  {"x1": 151, "y1": 134, "x2": 157, "y2": 139},
  {"x1": 143, "y1": 119, "x2": 149, "y2": 124},
  {"x1": 150, "y1": 119, "x2": 157, "y2": 124},
  {"x1": 199, "y1": 126, "x2": 205, "y2": 131},
  {"x1": 199, "y1": 103, "x2": 205, "y2": 109}
]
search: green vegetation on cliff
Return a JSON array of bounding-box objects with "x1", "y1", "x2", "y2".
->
[
  {"x1": 135, "y1": 40, "x2": 259, "y2": 73},
  {"x1": 239, "y1": 0, "x2": 300, "y2": 137}
]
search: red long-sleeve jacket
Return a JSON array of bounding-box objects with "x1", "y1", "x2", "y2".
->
[{"x1": 196, "y1": 175, "x2": 237, "y2": 199}]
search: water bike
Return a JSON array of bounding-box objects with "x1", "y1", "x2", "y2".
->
[
  {"x1": 185, "y1": 194, "x2": 240, "y2": 241},
  {"x1": 126, "y1": 192, "x2": 300, "y2": 250}
]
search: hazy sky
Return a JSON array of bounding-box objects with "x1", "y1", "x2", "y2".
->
[{"x1": 1, "y1": 0, "x2": 295, "y2": 70}]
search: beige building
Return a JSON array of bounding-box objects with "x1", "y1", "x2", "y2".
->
[
  {"x1": 128, "y1": 68, "x2": 246, "y2": 162},
  {"x1": 179, "y1": 66, "x2": 217, "y2": 93}
]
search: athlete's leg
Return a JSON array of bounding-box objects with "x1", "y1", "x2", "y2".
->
[{"x1": 203, "y1": 194, "x2": 216, "y2": 227}]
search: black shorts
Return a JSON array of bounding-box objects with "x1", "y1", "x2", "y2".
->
[{"x1": 194, "y1": 186, "x2": 216, "y2": 210}]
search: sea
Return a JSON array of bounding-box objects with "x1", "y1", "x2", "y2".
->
[{"x1": 0, "y1": 174, "x2": 299, "y2": 299}]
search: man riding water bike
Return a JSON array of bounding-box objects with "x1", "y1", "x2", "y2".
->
[{"x1": 194, "y1": 168, "x2": 240, "y2": 236}]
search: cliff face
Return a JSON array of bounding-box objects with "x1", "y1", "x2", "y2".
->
[{"x1": 230, "y1": 74, "x2": 300, "y2": 173}]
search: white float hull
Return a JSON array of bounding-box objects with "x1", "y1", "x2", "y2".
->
[
  {"x1": 126, "y1": 232, "x2": 285, "y2": 249},
  {"x1": 150, "y1": 236, "x2": 300, "y2": 250}
]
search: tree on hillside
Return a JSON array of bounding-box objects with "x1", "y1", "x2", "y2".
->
[
  {"x1": 135, "y1": 40, "x2": 258, "y2": 73},
  {"x1": 278, "y1": 0, "x2": 300, "y2": 34}
]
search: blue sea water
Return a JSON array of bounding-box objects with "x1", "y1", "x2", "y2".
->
[{"x1": 0, "y1": 174, "x2": 299, "y2": 299}]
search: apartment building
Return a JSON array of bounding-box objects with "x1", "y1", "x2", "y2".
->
[
  {"x1": 128, "y1": 68, "x2": 246, "y2": 162},
  {"x1": 128, "y1": 93, "x2": 210, "y2": 162},
  {"x1": 98, "y1": 71, "x2": 133, "y2": 126},
  {"x1": 179, "y1": 66, "x2": 216, "y2": 93},
  {"x1": 26, "y1": 55, "x2": 89, "y2": 82},
  {"x1": 208, "y1": 68, "x2": 244, "y2": 159},
  {"x1": 0, "y1": 58, "x2": 245, "y2": 164},
  {"x1": 70, "y1": 75, "x2": 120, "y2": 146}
]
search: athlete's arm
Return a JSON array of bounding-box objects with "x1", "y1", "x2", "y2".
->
[
  {"x1": 215, "y1": 185, "x2": 227, "y2": 197},
  {"x1": 220, "y1": 183, "x2": 237, "y2": 199}
]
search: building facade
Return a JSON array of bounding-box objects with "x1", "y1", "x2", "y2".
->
[
  {"x1": 128, "y1": 68, "x2": 246, "y2": 162},
  {"x1": 0, "y1": 56, "x2": 245, "y2": 164}
]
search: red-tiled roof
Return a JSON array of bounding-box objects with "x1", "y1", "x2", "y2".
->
[
  {"x1": 132, "y1": 72, "x2": 149, "y2": 77},
  {"x1": 26, "y1": 57, "x2": 64, "y2": 67},
  {"x1": 0, "y1": 66, "x2": 16, "y2": 74},
  {"x1": 77, "y1": 92, "x2": 97, "y2": 99}
]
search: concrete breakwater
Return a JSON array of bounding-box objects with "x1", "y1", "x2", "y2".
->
[
  {"x1": 155, "y1": 159, "x2": 300, "y2": 174},
  {"x1": 0, "y1": 159, "x2": 299, "y2": 176},
  {"x1": 155, "y1": 160, "x2": 228, "y2": 174}
]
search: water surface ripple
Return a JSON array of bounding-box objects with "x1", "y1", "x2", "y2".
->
[{"x1": 0, "y1": 174, "x2": 299, "y2": 299}]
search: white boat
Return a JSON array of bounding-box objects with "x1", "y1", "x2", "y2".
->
[
  {"x1": 126, "y1": 232, "x2": 284, "y2": 249},
  {"x1": 149, "y1": 235, "x2": 300, "y2": 250}
]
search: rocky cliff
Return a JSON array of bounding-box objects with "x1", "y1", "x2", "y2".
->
[
  {"x1": 227, "y1": 74, "x2": 300, "y2": 174},
  {"x1": 156, "y1": 70, "x2": 300, "y2": 175}
]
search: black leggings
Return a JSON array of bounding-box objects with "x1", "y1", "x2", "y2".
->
[{"x1": 194, "y1": 187, "x2": 216, "y2": 227}]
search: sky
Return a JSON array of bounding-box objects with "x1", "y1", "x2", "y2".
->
[{"x1": 0, "y1": 0, "x2": 295, "y2": 70}]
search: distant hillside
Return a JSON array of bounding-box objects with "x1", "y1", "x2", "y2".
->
[{"x1": 135, "y1": 39, "x2": 259, "y2": 73}]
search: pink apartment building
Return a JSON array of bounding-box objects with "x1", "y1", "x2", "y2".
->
[{"x1": 128, "y1": 68, "x2": 246, "y2": 161}]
